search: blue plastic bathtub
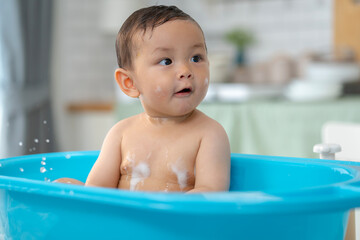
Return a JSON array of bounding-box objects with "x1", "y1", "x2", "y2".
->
[{"x1": 1, "y1": 151, "x2": 360, "y2": 240}]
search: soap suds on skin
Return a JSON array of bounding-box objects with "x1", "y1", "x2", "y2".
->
[
  {"x1": 127, "y1": 152, "x2": 152, "y2": 191},
  {"x1": 171, "y1": 157, "x2": 188, "y2": 190},
  {"x1": 204, "y1": 78, "x2": 209, "y2": 86},
  {"x1": 155, "y1": 86, "x2": 162, "y2": 93},
  {"x1": 130, "y1": 162, "x2": 150, "y2": 190},
  {"x1": 164, "y1": 183, "x2": 170, "y2": 192},
  {"x1": 125, "y1": 153, "x2": 136, "y2": 181}
]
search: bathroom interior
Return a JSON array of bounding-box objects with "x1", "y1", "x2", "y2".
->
[
  {"x1": 1, "y1": 0, "x2": 360, "y2": 239},
  {"x1": 0, "y1": 0, "x2": 359, "y2": 160}
]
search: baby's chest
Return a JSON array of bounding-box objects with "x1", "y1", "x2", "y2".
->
[
  {"x1": 120, "y1": 131, "x2": 200, "y2": 187},
  {"x1": 120, "y1": 143, "x2": 197, "y2": 188}
]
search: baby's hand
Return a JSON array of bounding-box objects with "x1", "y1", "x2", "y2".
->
[{"x1": 53, "y1": 177, "x2": 84, "y2": 185}]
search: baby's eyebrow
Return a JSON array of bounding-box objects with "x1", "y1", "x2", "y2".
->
[
  {"x1": 152, "y1": 43, "x2": 206, "y2": 54},
  {"x1": 191, "y1": 43, "x2": 205, "y2": 49},
  {"x1": 152, "y1": 47, "x2": 172, "y2": 54}
]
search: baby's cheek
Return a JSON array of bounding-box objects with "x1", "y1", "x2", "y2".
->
[
  {"x1": 204, "y1": 78, "x2": 209, "y2": 87},
  {"x1": 155, "y1": 86, "x2": 162, "y2": 94},
  {"x1": 200, "y1": 78, "x2": 209, "y2": 94},
  {"x1": 154, "y1": 86, "x2": 167, "y2": 98}
]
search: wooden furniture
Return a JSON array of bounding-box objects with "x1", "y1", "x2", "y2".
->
[{"x1": 334, "y1": 0, "x2": 360, "y2": 61}]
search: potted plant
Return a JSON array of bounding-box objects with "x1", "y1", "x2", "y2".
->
[{"x1": 225, "y1": 28, "x2": 255, "y2": 65}]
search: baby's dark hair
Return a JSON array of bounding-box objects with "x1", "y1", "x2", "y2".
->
[{"x1": 115, "y1": 5, "x2": 203, "y2": 69}]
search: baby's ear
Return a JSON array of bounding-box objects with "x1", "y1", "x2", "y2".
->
[{"x1": 114, "y1": 68, "x2": 140, "y2": 98}]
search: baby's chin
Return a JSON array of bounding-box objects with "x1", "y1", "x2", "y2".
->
[{"x1": 169, "y1": 104, "x2": 200, "y2": 117}]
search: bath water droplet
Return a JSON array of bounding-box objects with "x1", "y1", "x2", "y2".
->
[
  {"x1": 0, "y1": 163, "x2": 2, "y2": 167},
  {"x1": 29, "y1": 148, "x2": 33, "y2": 152},
  {"x1": 19, "y1": 168, "x2": 24, "y2": 172},
  {"x1": 43, "y1": 120, "x2": 47, "y2": 124},
  {"x1": 65, "y1": 154, "x2": 71, "y2": 159},
  {"x1": 69, "y1": 190, "x2": 74, "y2": 195},
  {"x1": 49, "y1": 168, "x2": 53, "y2": 171},
  {"x1": 41, "y1": 161, "x2": 46, "y2": 165},
  {"x1": 45, "y1": 139, "x2": 50, "y2": 143},
  {"x1": 44, "y1": 177, "x2": 51, "y2": 182},
  {"x1": 32, "y1": 147, "x2": 36, "y2": 151},
  {"x1": 40, "y1": 167, "x2": 47, "y2": 173},
  {"x1": 42, "y1": 157, "x2": 46, "y2": 161},
  {"x1": 19, "y1": 141, "x2": 23, "y2": 146},
  {"x1": 34, "y1": 138, "x2": 39, "y2": 143}
]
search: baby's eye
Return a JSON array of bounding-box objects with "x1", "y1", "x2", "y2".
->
[
  {"x1": 191, "y1": 55, "x2": 202, "y2": 63},
  {"x1": 159, "y1": 58, "x2": 172, "y2": 66}
]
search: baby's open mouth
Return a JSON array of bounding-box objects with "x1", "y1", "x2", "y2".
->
[{"x1": 176, "y1": 88, "x2": 192, "y2": 94}]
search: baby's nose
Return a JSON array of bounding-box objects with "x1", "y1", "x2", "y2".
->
[
  {"x1": 179, "y1": 72, "x2": 192, "y2": 79},
  {"x1": 178, "y1": 65, "x2": 192, "y2": 79}
]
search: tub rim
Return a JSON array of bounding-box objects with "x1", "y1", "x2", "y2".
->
[{"x1": 1, "y1": 151, "x2": 360, "y2": 215}]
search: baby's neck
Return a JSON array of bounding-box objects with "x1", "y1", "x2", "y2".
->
[{"x1": 143, "y1": 111, "x2": 195, "y2": 126}]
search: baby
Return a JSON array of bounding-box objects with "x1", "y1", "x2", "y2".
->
[{"x1": 56, "y1": 5, "x2": 230, "y2": 193}]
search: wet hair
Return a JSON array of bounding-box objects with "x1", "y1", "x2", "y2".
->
[{"x1": 115, "y1": 5, "x2": 204, "y2": 69}]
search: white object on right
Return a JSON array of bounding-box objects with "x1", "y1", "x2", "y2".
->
[
  {"x1": 284, "y1": 79, "x2": 342, "y2": 102},
  {"x1": 306, "y1": 62, "x2": 360, "y2": 84},
  {"x1": 313, "y1": 143, "x2": 342, "y2": 160},
  {"x1": 321, "y1": 121, "x2": 360, "y2": 240}
]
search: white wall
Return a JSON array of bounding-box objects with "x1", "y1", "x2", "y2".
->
[{"x1": 51, "y1": 0, "x2": 117, "y2": 151}]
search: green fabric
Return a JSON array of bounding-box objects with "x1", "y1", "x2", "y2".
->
[{"x1": 116, "y1": 97, "x2": 360, "y2": 158}]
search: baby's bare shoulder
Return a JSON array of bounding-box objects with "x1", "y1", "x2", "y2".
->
[
  {"x1": 112, "y1": 114, "x2": 140, "y2": 130},
  {"x1": 107, "y1": 114, "x2": 141, "y2": 138},
  {"x1": 194, "y1": 110, "x2": 226, "y2": 133}
]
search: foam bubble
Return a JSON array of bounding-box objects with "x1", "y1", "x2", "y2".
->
[
  {"x1": 204, "y1": 78, "x2": 209, "y2": 86},
  {"x1": 164, "y1": 183, "x2": 170, "y2": 192},
  {"x1": 41, "y1": 161, "x2": 46, "y2": 165},
  {"x1": 130, "y1": 162, "x2": 150, "y2": 191},
  {"x1": 155, "y1": 86, "x2": 162, "y2": 93},
  {"x1": 126, "y1": 153, "x2": 135, "y2": 164},
  {"x1": 40, "y1": 167, "x2": 47, "y2": 173},
  {"x1": 19, "y1": 168, "x2": 24, "y2": 172},
  {"x1": 171, "y1": 164, "x2": 188, "y2": 190}
]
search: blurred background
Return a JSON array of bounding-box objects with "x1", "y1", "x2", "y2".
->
[{"x1": 0, "y1": 0, "x2": 359, "y2": 159}]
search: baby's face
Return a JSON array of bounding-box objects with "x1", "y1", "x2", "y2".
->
[{"x1": 130, "y1": 20, "x2": 209, "y2": 118}]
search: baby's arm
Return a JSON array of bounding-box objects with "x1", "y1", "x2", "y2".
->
[
  {"x1": 187, "y1": 122, "x2": 231, "y2": 193},
  {"x1": 85, "y1": 124, "x2": 122, "y2": 188}
]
